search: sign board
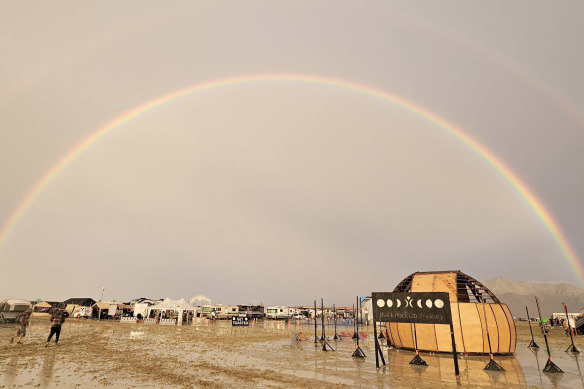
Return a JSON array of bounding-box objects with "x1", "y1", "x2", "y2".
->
[
  {"x1": 371, "y1": 292, "x2": 452, "y2": 325},
  {"x1": 232, "y1": 316, "x2": 249, "y2": 326},
  {"x1": 108, "y1": 304, "x2": 118, "y2": 316},
  {"x1": 371, "y1": 291, "x2": 459, "y2": 376}
]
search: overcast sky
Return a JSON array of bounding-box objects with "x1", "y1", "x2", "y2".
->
[{"x1": 1, "y1": 1, "x2": 583, "y2": 306}]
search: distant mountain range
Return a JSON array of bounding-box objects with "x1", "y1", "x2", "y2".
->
[{"x1": 483, "y1": 277, "x2": 584, "y2": 318}]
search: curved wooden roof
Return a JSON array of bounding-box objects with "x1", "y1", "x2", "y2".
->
[{"x1": 393, "y1": 270, "x2": 500, "y2": 304}]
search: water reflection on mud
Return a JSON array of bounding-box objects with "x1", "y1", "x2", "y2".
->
[{"x1": 1, "y1": 321, "x2": 584, "y2": 388}]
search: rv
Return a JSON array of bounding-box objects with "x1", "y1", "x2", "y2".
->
[
  {"x1": 201, "y1": 305, "x2": 216, "y2": 318},
  {"x1": 217, "y1": 305, "x2": 239, "y2": 319},
  {"x1": 237, "y1": 305, "x2": 265, "y2": 319},
  {"x1": 265, "y1": 306, "x2": 290, "y2": 320}
]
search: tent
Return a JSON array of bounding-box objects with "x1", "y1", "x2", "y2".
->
[
  {"x1": 92, "y1": 301, "x2": 125, "y2": 319},
  {"x1": 385, "y1": 270, "x2": 516, "y2": 355},
  {"x1": 147, "y1": 298, "x2": 198, "y2": 324},
  {"x1": 32, "y1": 301, "x2": 59, "y2": 317}
]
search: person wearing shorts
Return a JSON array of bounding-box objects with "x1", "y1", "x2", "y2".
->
[{"x1": 11, "y1": 308, "x2": 32, "y2": 344}]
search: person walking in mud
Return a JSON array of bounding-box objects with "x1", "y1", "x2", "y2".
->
[
  {"x1": 10, "y1": 307, "x2": 32, "y2": 344},
  {"x1": 46, "y1": 304, "x2": 66, "y2": 346}
]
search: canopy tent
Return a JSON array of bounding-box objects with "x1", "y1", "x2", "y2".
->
[
  {"x1": 147, "y1": 298, "x2": 198, "y2": 324},
  {"x1": 92, "y1": 301, "x2": 126, "y2": 319},
  {"x1": 32, "y1": 301, "x2": 59, "y2": 316}
]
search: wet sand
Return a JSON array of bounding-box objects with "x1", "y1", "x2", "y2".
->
[{"x1": 1, "y1": 319, "x2": 583, "y2": 388}]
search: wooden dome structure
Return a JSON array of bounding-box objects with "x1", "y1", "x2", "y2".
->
[{"x1": 385, "y1": 270, "x2": 516, "y2": 355}]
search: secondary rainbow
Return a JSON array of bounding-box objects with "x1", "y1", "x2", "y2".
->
[{"x1": 1, "y1": 74, "x2": 582, "y2": 283}]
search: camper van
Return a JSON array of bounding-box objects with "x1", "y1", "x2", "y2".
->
[
  {"x1": 0, "y1": 299, "x2": 32, "y2": 322},
  {"x1": 265, "y1": 306, "x2": 290, "y2": 320},
  {"x1": 201, "y1": 305, "x2": 216, "y2": 318},
  {"x1": 217, "y1": 305, "x2": 239, "y2": 319}
]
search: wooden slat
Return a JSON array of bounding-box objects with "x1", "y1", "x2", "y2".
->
[
  {"x1": 451, "y1": 303, "x2": 466, "y2": 353},
  {"x1": 502, "y1": 304, "x2": 517, "y2": 353},
  {"x1": 397, "y1": 322, "x2": 415, "y2": 349},
  {"x1": 435, "y1": 322, "x2": 453, "y2": 352},
  {"x1": 415, "y1": 323, "x2": 438, "y2": 351},
  {"x1": 484, "y1": 303, "x2": 499, "y2": 353},
  {"x1": 458, "y1": 303, "x2": 484, "y2": 353},
  {"x1": 491, "y1": 304, "x2": 511, "y2": 354},
  {"x1": 475, "y1": 302, "x2": 488, "y2": 353}
]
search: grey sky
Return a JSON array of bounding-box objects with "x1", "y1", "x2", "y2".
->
[{"x1": 1, "y1": 1, "x2": 583, "y2": 305}]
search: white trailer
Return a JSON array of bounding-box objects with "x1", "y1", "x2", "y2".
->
[{"x1": 266, "y1": 306, "x2": 290, "y2": 320}]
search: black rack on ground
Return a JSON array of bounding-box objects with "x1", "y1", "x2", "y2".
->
[
  {"x1": 526, "y1": 306, "x2": 539, "y2": 349},
  {"x1": 333, "y1": 304, "x2": 339, "y2": 340},
  {"x1": 409, "y1": 322, "x2": 427, "y2": 366},
  {"x1": 320, "y1": 298, "x2": 334, "y2": 351},
  {"x1": 563, "y1": 302, "x2": 580, "y2": 354},
  {"x1": 482, "y1": 296, "x2": 504, "y2": 371},
  {"x1": 352, "y1": 296, "x2": 366, "y2": 358},
  {"x1": 535, "y1": 296, "x2": 563, "y2": 373}
]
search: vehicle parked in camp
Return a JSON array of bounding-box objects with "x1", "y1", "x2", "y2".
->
[
  {"x1": 237, "y1": 305, "x2": 265, "y2": 319},
  {"x1": 217, "y1": 305, "x2": 239, "y2": 319},
  {"x1": 201, "y1": 305, "x2": 218, "y2": 318},
  {"x1": 266, "y1": 306, "x2": 291, "y2": 320},
  {"x1": 0, "y1": 299, "x2": 32, "y2": 322}
]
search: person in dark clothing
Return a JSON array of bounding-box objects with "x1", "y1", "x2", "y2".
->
[{"x1": 46, "y1": 304, "x2": 66, "y2": 346}]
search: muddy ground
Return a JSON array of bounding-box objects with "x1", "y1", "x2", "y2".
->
[{"x1": 1, "y1": 319, "x2": 583, "y2": 388}]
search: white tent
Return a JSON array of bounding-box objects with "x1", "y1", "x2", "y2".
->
[{"x1": 147, "y1": 298, "x2": 198, "y2": 324}]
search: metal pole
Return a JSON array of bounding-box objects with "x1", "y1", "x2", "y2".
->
[
  {"x1": 563, "y1": 302, "x2": 580, "y2": 353},
  {"x1": 536, "y1": 297, "x2": 553, "y2": 358},
  {"x1": 413, "y1": 322, "x2": 419, "y2": 351},
  {"x1": 333, "y1": 304, "x2": 338, "y2": 339},
  {"x1": 356, "y1": 296, "x2": 360, "y2": 346},
  {"x1": 526, "y1": 306, "x2": 539, "y2": 348},
  {"x1": 374, "y1": 318, "x2": 380, "y2": 369},
  {"x1": 482, "y1": 297, "x2": 504, "y2": 371},
  {"x1": 314, "y1": 300, "x2": 318, "y2": 345},
  {"x1": 321, "y1": 298, "x2": 325, "y2": 341},
  {"x1": 449, "y1": 319, "x2": 459, "y2": 376},
  {"x1": 352, "y1": 304, "x2": 357, "y2": 339},
  {"x1": 536, "y1": 296, "x2": 563, "y2": 373}
]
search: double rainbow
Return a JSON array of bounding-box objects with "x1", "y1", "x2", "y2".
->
[{"x1": 1, "y1": 74, "x2": 581, "y2": 283}]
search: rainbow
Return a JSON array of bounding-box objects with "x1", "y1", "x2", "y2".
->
[{"x1": 1, "y1": 74, "x2": 582, "y2": 283}]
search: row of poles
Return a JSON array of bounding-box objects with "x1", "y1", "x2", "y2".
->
[
  {"x1": 525, "y1": 297, "x2": 580, "y2": 373},
  {"x1": 312, "y1": 297, "x2": 367, "y2": 358},
  {"x1": 310, "y1": 294, "x2": 579, "y2": 376}
]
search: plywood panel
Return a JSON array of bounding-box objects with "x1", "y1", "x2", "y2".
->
[
  {"x1": 386, "y1": 322, "x2": 398, "y2": 346},
  {"x1": 411, "y1": 273, "x2": 436, "y2": 293},
  {"x1": 451, "y1": 303, "x2": 465, "y2": 353},
  {"x1": 458, "y1": 303, "x2": 484, "y2": 353},
  {"x1": 502, "y1": 304, "x2": 517, "y2": 353},
  {"x1": 475, "y1": 302, "x2": 488, "y2": 353},
  {"x1": 435, "y1": 322, "x2": 453, "y2": 352},
  {"x1": 397, "y1": 322, "x2": 415, "y2": 349},
  {"x1": 484, "y1": 304, "x2": 499, "y2": 353},
  {"x1": 415, "y1": 323, "x2": 438, "y2": 351},
  {"x1": 433, "y1": 272, "x2": 458, "y2": 303},
  {"x1": 491, "y1": 304, "x2": 511, "y2": 353}
]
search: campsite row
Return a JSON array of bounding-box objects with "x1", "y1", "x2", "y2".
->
[{"x1": 0, "y1": 297, "x2": 360, "y2": 324}]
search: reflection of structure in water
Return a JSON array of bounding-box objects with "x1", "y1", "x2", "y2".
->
[
  {"x1": 386, "y1": 348, "x2": 527, "y2": 386},
  {"x1": 386, "y1": 270, "x2": 516, "y2": 355}
]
